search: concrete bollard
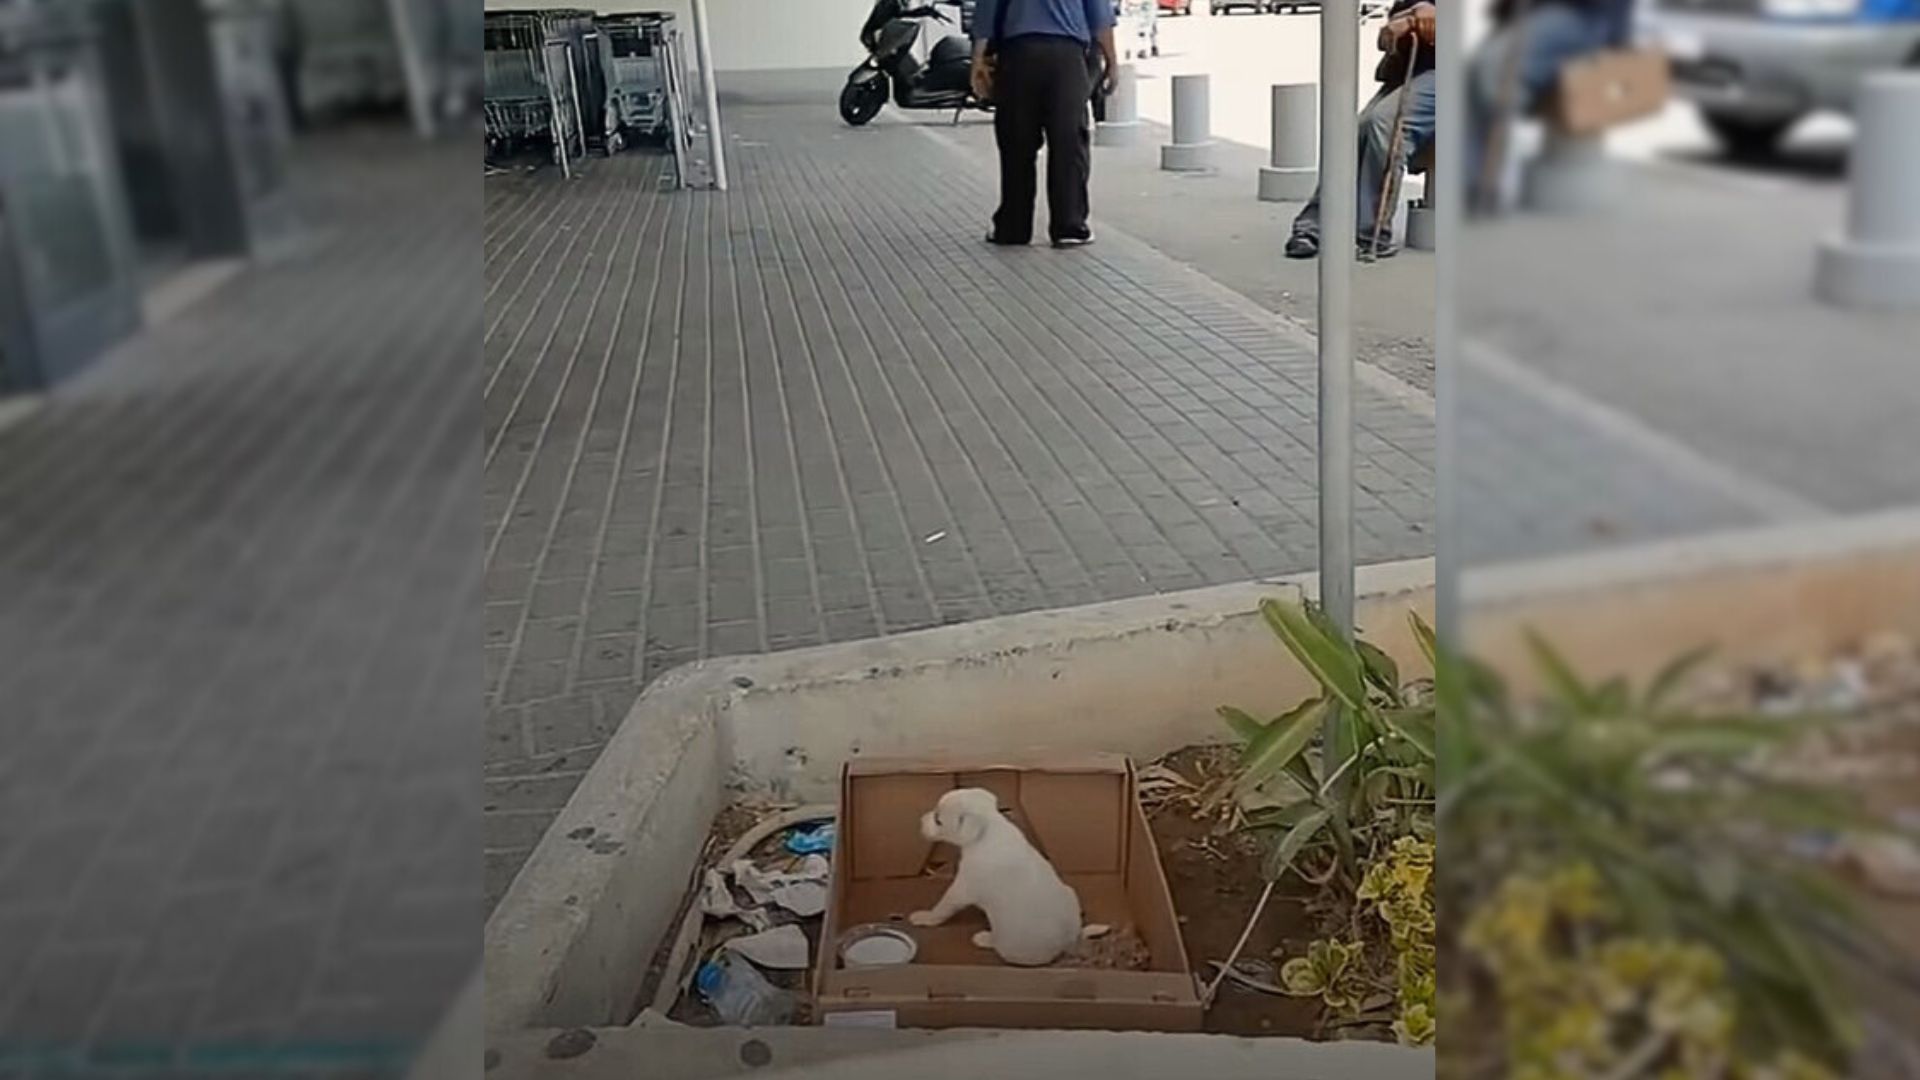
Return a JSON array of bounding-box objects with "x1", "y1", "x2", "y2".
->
[
  {"x1": 1160, "y1": 73, "x2": 1214, "y2": 172},
  {"x1": 1095, "y1": 64, "x2": 1143, "y2": 147},
  {"x1": 1520, "y1": 129, "x2": 1616, "y2": 215},
  {"x1": 1257, "y1": 83, "x2": 1316, "y2": 201},
  {"x1": 1816, "y1": 72, "x2": 1920, "y2": 310}
]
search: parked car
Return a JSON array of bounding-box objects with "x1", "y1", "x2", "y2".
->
[
  {"x1": 1641, "y1": 0, "x2": 1920, "y2": 156},
  {"x1": 1157, "y1": 0, "x2": 1192, "y2": 14},
  {"x1": 1211, "y1": 0, "x2": 1271, "y2": 12}
]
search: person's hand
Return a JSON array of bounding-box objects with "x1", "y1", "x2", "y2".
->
[
  {"x1": 971, "y1": 57, "x2": 994, "y2": 100},
  {"x1": 1380, "y1": 14, "x2": 1412, "y2": 48},
  {"x1": 1100, "y1": 62, "x2": 1118, "y2": 98},
  {"x1": 1410, "y1": 2, "x2": 1435, "y2": 44}
]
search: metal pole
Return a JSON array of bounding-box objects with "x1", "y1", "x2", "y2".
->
[
  {"x1": 1435, "y1": 0, "x2": 1461, "y2": 647},
  {"x1": 545, "y1": 44, "x2": 571, "y2": 179},
  {"x1": 564, "y1": 42, "x2": 585, "y2": 161},
  {"x1": 688, "y1": 0, "x2": 728, "y2": 190},
  {"x1": 1317, "y1": 0, "x2": 1358, "y2": 637},
  {"x1": 383, "y1": 0, "x2": 436, "y2": 138}
]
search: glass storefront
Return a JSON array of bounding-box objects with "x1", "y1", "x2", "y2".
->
[
  {"x1": 206, "y1": 0, "x2": 295, "y2": 239},
  {"x1": 0, "y1": 1, "x2": 141, "y2": 390}
]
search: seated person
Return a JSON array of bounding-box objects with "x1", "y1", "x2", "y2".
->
[
  {"x1": 1466, "y1": 0, "x2": 1633, "y2": 211},
  {"x1": 1285, "y1": 0, "x2": 1436, "y2": 260}
]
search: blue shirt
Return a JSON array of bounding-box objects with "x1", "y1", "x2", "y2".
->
[{"x1": 972, "y1": 0, "x2": 1116, "y2": 45}]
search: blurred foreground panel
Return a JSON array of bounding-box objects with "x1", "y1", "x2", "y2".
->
[
  {"x1": 1448, "y1": 7, "x2": 1920, "y2": 1077},
  {"x1": 0, "y1": 122, "x2": 480, "y2": 1076}
]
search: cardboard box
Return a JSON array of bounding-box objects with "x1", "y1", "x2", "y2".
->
[
  {"x1": 813, "y1": 754, "x2": 1204, "y2": 1032},
  {"x1": 1547, "y1": 48, "x2": 1671, "y2": 137}
]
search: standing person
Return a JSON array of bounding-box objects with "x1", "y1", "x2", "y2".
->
[
  {"x1": 971, "y1": 0, "x2": 1119, "y2": 248},
  {"x1": 1284, "y1": 0, "x2": 1436, "y2": 260}
]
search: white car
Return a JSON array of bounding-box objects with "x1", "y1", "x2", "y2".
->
[{"x1": 1642, "y1": 0, "x2": 1920, "y2": 155}]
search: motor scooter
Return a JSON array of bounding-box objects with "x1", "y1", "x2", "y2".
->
[{"x1": 839, "y1": 0, "x2": 984, "y2": 126}]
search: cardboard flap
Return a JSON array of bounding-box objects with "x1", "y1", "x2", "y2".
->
[
  {"x1": 831, "y1": 963, "x2": 1196, "y2": 1004},
  {"x1": 843, "y1": 760, "x2": 1130, "y2": 880},
  {"x1": 999, "y1": 770, "x2": 1124, "y2": 875},
  {"x1": 845, "y1": 772, "x2": 954, "y2": 880}
]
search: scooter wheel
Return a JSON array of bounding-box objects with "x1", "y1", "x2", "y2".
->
[{"x1": 839, "y1": 80, "x2": 887, "y2": 126}]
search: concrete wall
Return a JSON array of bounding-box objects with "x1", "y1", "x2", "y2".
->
[
  {"x1": 486, "y1": 560, "x2": 1436, "y2": 1037},
  {"x1": 720, "y1": 564, "x2": 1437, "y2": 803},
  {"x1": 487, "y1": 1021, "x2": 1435, "y2": 1079},
  {"x1": 483, "y1": 559, "x2": 1437, "y2": 1078},
  {"x1": 1464, "y1": 507, "x2": 1920, "y2": 699},
  {"x1": 481, "y1": 0, "x2": 874, "y2": 73}
]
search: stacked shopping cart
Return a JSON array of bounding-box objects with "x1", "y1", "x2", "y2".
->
[
  {"x1": 483, "y1": 8, "x2": 599, "y2": 173},
  {"x1": 484, "y1": 8, "x2": 703, "y2": 187},
  {"x1": 595, "y1": 13, "x2": 700, "y2": 184}
]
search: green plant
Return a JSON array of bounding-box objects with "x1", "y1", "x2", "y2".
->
[
  {"x1": 1217, "y1": 598, "x2": 1436, "y2": 886},
  {"x1": 1209, "y1": 598, "x2": 1438, "y2": 1040},
  {"x1": 1279, "y1": 938, "x2": 1370, "y2": 1016},
  {"x1": 1439, "y1": 633, "x2": 1900, "y2": 1071},
  {"x1": 1461, "y1": 861, "x2": 1837, "y2": 1080},
  {"x1": 1358, "y1": 836, "x2": 1437, "y2": 1045}
]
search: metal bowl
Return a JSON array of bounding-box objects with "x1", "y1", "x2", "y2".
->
[{"x1": 836, "y1": 924, "x2": 919, "y2": 968}]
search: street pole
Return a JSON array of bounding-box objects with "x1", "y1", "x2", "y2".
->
[
  {"x1": 1435, "y1": 0, "x2": 1459, "y2": 648},
  {"x1": 1318, "y1": 0, "x2": 1358, "y2": 637},
  {"x1": 688, "y1": 0, "x2": 728, "y2": 190},
  {"x1": 1316, "y1": 0, "x2": 1360, "y2": 861},
  {"x1": 382, "y1": 0, "x2": 436, "y2": 138}
]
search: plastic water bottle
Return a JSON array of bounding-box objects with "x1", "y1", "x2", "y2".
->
[{"x1": 695, "y1": 950, "x2": 796, "y2": 1027}]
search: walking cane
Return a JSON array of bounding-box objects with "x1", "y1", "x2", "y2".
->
[
  {"x1": 1474, "y1": 0, "x2": 1534, "y2": 213},
  {"x1": 1367, "y1": 35, "x2": 1421, "y2": 261}
]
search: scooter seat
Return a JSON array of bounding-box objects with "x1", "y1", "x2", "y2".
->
[{"x1": 929, "y1": 35, "x2": 972, "y2": 68}]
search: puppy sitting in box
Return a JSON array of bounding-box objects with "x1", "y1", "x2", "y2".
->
[{"x1": 910, "y1": 787, "x2": 1094, "y2": 966}]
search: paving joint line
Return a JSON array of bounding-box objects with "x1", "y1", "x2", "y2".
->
[{"x1": 1461, "y1": 336, "x2": 1830, "y2": 524}]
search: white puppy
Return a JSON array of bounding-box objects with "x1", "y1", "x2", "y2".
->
[{"x1": 909, "y1": 788, "x2": 1085, "y2": 966}]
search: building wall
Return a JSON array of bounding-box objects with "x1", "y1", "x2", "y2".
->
[{"x1": 481, "y1": 0, "x2": 876, "y2": 73}]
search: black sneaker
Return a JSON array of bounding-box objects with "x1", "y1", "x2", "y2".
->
[
  {"x1": 1284, "y1": 233, "x2": 1318, "y2": 259},
  {"x1": 985, "y1": 232, "x2": 1029, "y2": 247},
  {"x1": 1050, "y1": 232, "x2": 1095, "y2": 249},
  {"x1": 1357, "y1": 237, "x2": 1400, "y2": 262}
]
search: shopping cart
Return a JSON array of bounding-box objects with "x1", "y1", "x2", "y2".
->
[
  {"x1": 596, "y1": 13, "x2": 671, "y2": 148},
  {"x1": 483, "y1": 9, "x2": 607, "y2": 173}
]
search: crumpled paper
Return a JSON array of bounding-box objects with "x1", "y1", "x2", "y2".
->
[
  {"x1": 733, "y1": 854, "x2": 831, "y2": 918},
  {"x1": 1839, "y1": 834, "x2": 1920, "y2": 897},
  {"x1": 699, "y1": 868, "x2": 771, "y2": 931},
  {"x1": 724, "y1": 924, "x2": 811, "y2": 970},
  {"x1": 700, "y1": 853, "x2": 831, "y2": 931}
]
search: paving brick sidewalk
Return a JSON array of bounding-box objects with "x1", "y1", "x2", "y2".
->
[
  {"x1": 900, "y1": 85, "x2": 1773, "y2": 567},
  {"x1": 481, "y1": 98, "x2": 1437, "y2": 906},
  {"x1": 1464, "y1": 163, "x2": 1920, "y2": 519},
  {"x1": 0, "y1": 129, "x2": 476, "y2": 1076}
]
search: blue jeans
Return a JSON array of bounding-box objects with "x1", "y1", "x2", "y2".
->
[
  {"x1": 1466, "y1": 3, "x2": 1622, "y2": 207},
  {"x1": 1291, "y1": 69, "x2": 1436, "y2": 246}
]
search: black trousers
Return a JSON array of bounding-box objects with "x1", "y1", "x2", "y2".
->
[{"x1": 991, "y1": 35, "x2": 1096, "y2": 244}]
